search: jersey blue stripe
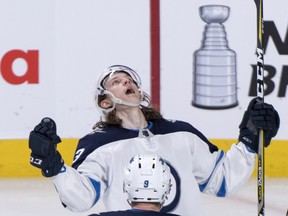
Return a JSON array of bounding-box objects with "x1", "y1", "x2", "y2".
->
[
  {"x1": 216, "y1": 176, "x2": 227, "y2": 197},
  {"x1": 88, "y1": 177, "x2": 101, "y2": 205},
  {"x1": 198, "y1": 150, "x2": 225, "y2": 192}
]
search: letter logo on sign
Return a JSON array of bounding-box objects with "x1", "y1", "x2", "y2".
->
[{"x1": 1, "y1": 50, "x2": 39, "y2": 84}]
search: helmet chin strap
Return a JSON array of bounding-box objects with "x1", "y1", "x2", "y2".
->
[
  {"x1": 112, "y1": 97, "x2": 141, "y2": 107},
  {"x1": 104, "y1": 90, "x2": 142, "y2": 108}
]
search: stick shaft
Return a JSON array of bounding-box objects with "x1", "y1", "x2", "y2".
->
[
  {"x1": 258, "y1": 130, "x2": 265, "y2": 216},
  {"x1": 254, "y1": 0, "x2": 265, "y2": 215}
]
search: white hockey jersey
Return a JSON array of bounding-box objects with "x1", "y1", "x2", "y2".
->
[{"x1": 52, "y1": 119, "x2": 255, "y2": 216}]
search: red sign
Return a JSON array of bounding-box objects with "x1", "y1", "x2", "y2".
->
[{"x1": 1, "y1": 50, "x2": 39, "y2": 84}]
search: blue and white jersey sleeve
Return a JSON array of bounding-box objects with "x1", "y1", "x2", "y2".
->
[
  {"x1": 51, "y1": 164, "x2": 103, "y2": 212},
  {"x1": 192, "y1": 138, "x2": 255, "y2": 197}
]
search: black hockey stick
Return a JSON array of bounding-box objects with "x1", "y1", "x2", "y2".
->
[{"x1": 254, "y1": 0, "x2": 265, "y2": 215}]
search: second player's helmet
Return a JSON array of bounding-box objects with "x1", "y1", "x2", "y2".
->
[
  {"x1": 123, "y1": 154, "x2": 172, "y2": 205},
  {"x1": 95, "y1": 65, "x2": 146, "y2": 116}
]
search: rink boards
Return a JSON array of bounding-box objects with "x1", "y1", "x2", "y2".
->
[{"x1": 0, "y1": 139, "x2": 287, "y2": 177}]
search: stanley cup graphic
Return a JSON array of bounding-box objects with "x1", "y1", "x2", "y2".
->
[{"x1": 192, "y1": 5, "x2": 238, "y2": 109}]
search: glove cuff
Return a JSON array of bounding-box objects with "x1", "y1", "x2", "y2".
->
[
  {"x1": 41, "y1": 151, "x2": 64, "y2": 177},
  {"x1": 238, "y1": 128, "x2": 258, "y2": 153}
]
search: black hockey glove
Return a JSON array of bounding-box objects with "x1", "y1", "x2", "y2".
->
[
  {"x1": 29, "y1": 117, "x2": 64, "y2": 177},
  {"x1": 238, "y1": 97, "x2": 280, "y2": 153}
]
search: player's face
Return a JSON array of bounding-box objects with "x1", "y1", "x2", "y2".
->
[{"x1": 103, "y1": 72, "x2": 142, "y2": 103}]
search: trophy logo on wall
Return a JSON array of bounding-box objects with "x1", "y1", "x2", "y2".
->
[{"x1": 192, "y1": 5, "x2": 238, "y2": 109}]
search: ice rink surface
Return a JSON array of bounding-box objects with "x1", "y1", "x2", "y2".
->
[{"x1": 0, "y1": 177, "x2": 287, "y2": 216}]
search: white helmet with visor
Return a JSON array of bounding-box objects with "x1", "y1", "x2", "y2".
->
[{"x1": 95, "y1": 65, "x2": 143, "y2": 115}]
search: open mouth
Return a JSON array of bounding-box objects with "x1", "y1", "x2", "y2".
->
[{"x1": 126, "y1": 88, "x2": 135, "y2": 95}]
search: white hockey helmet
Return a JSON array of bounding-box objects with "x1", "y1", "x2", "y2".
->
[
  {"x1": 95, "y1": 65, "x2": 143, "y2": 115},
  {"x1": 123, "y1": 154, "x2": 171, "y2": 205}
]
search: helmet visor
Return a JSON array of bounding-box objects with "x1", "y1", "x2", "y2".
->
[{"x1": 99, "y1": 65, "x2": 142, "y2": 90}]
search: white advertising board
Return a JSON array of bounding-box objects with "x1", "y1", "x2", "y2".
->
[{"x1": 0, "y1": 0, "x2": 286, "y2": 140}]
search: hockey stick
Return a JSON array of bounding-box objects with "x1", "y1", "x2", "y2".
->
[{"x1": 253, "y1": 0, "x2": 265, "y2": 215}]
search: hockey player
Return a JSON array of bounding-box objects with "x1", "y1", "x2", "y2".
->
[
  {"x1": 88, "y1": 154, "x2": 180, "y2": 216},
  {"x1": 28, "y1": 65, "x2": 280, "y2": 216}
]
